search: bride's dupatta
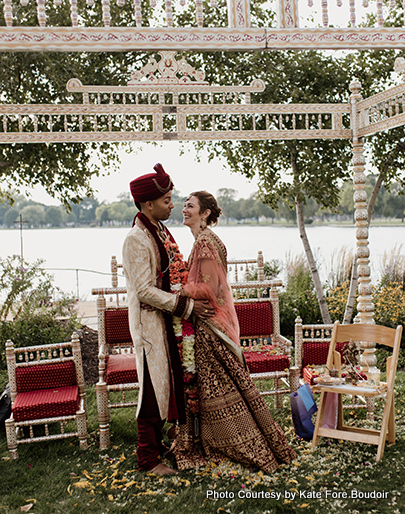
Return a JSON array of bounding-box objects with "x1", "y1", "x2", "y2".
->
[{"x1": 183, "y1": 230, "x2": 245, "y2": 368}]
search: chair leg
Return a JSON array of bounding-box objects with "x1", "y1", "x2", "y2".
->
[
  {"x1": 77, "y1": 406, "x2": 88, "y2": 450},
  {"x1": 312, "y1": 391, "x2": 327, "y2": 449},
  {"x1": 289, "y1": 366, "x2": 300, "y2": 394},
  {"x1": 97, "y1": 382, "x2": 110, "y2": 449},
  {"x1": 274, "y1": 377, "x2": 283, "y2": 408},
  {"x1": 387, "y1": 395, "x2": 395, "y2": 445},
  {"x1": 5, "y1": 417, "x2": 18, "y2": 459},
  {"x1": 376, "y1": 393, "x2": 394, "y2": 463},
  {"x1": 366, "y1": 397, "x2": 375, "y2": 421}
]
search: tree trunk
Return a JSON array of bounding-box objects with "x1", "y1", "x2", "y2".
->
[
  {"x1": 296, "y1": 198, "x2": 331, "y2": 324},
  {"x1": 343, "y1": 171, "x2": 384, "y2": 323}
]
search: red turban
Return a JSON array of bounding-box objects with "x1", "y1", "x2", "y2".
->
[{"x1": 129, "y1": 163, "x2": 173, "y2": 206}]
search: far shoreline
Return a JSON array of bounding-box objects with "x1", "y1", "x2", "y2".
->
[{"x1": 1, "y1": 219, "x2": 404, "y2": 230}]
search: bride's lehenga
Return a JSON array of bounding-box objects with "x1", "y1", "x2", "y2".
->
[{"x1": 174, "y1": 229, "x2": 296, "y2": 474}]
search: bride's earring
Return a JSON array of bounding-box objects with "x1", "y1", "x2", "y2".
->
[{"x1": 200, "y1": 217, "x2": 207, "y2": 230}]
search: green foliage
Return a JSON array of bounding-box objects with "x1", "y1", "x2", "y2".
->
[
  {"x1": 0, "y1": 256, "x2": 80, "y2": 369},
  {"x1": 279, "y1": 256, "x2": 322, "y2": 337},
  {"x1": 263, "y1": 260, "x2": 283, "y2": 279},
  {"x1": 0, "y1": 256, "x2": 54, "y2": 321},
  {"x1": 0, "y1": 194, "x2": 100, "y2": 227},
  {"x1": 326, "y1": 280, "x2": 356, "y2": 323},
  {"x1": 327, "y1": 277, "x2": 405, "y2": 369},
  {"x1": 373, "y1": 282, "x2": 405, "y2": 330},
  {"x1": 0, "y1": 42, "x2": 153, "y2": 206}
]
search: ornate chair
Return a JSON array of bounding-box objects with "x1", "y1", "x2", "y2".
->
[
  {"x1": 312, "y1": 321, "x2": 403, "y2": 462},
  {"x1": 227, "y1": 250, "x2": 265, "y2": 283},
  {"x1": 295, "y1": 317, "x2": 336, "y2": 384},
  {"x1": 294, "y1": 317, "x2": 372, "y2": 416},
  {"x1": 232, "y1": 280, "x2": 299, "y2": 407},
  {"x1": 91, "y1": 287, "x2": 138, "y2": 449},
  {"x1": 4, "y1": 333, "x2": 88, "y2": 459}
]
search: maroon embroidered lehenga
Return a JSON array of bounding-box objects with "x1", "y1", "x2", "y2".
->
[{"x1": 174, "y1": 229, "x2": 296, "y2": 474}]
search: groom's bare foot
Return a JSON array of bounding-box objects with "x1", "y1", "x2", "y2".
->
[{"x1": 150, "y1": 463, "x2": 177, "y2": 475}]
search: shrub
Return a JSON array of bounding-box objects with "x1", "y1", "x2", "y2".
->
[
  {"x1": 0, "y1": 256, "x2": 80, "y2": 369},
  {"x1": 373, "y1": 282, "x2": 405, "y2": 329},
  {"x1": 326, "y1": 280, "x2": 358, "y2": 323},
  {"x1": 327, "y1": 279, "x2": 405, "y2": 369},
  {"x1": 279, "y1": 255, "x2": 322, "y2": 337}
]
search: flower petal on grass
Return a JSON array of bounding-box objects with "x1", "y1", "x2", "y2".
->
[{"x1": 74, "y1": 480, "x2": 92, "y2": 489}]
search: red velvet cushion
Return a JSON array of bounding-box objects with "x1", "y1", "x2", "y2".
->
[
  {"x1": 16, "y1": 362, "x2": 76, "y2": 393},
  {"x1": 105, "y1": 309, "x2": 132, "y2": 345},
  {"x1": 12, "y1": 385, "x2": 79, "y2": 422},
  {"x1": 302, "y1": 342, "x2": 346, "y2": 368},
  {"x1": 235, "y1": 302, "x2": 273, "y2": 337},
  {"x1": 106, "y1": 354, "x2": 138, "y2": 385},
  {"x1": 303, "y1": 366, "x2": 317, "y2": 385},
  {"x1": 244, "y1": 352, "x2": 289, "y2": 373}
]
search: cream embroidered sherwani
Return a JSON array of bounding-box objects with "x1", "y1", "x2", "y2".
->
[{"x1": 122, "y1": 218, "x2": 193, "y2": 419}]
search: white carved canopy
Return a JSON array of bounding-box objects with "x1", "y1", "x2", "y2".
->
[{"x1": 1, "y1": 0, "x2": 405, "y2": 51}]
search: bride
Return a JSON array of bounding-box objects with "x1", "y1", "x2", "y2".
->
[{"x1": 173, "y1": 191, "x2": 296, "y2": 474}]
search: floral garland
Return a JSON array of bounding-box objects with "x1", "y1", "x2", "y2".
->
[{"x1": 164, "y1": 238, "x2": 199, "y2": 414}]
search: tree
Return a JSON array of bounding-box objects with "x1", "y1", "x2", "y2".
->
[
  {"x1": 4, "y1": 209, "x2": 19, "y2": 228},
  {"x1": 69, "y1": 197, "x2": 99, "y2": 224},
  {"x1": 21, "y1": 204, "x2": 45, "y2": 227},
  {"x1": 0, "y1": 1, "x2": 156, "y2": 207},
  {"x1": 95, "y1": 205, "x2": 111, "y2": 225},
  {"x1": 247, "y1": 197, "x2": 276, "y2": 222},
  {"x1": 186, "y1": 49, "x2": 353, "y2": 323},
  {"x1": 216, "y1": 188, "x2": 238, "y2": 222},
  {"x1": 45, "y1": 206, "x2": 65, "y2": 227}
]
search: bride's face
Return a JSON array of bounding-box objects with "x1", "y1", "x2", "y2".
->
[{"x1": 182, "y1": 195, "x2": 202, "y2": 229}]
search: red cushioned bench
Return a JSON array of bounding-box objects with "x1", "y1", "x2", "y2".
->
[
  {"x1": 5, "y1": 334, "x2": 88, "y2": 459},
  {"x1": 232, "y1": 280, "x2": 299, "y2": 407},
  {"x1": 91, "y1": 290, "x2": 139, "y2": 450}
]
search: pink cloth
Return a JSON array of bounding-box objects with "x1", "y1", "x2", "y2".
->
[{"x1": 183, "y1": 230, "x2": 240, "y2": 346}]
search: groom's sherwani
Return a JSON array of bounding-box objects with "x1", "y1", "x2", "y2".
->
[{"x1": 122, "y1": 215, "x2": 193, "y2": 420}]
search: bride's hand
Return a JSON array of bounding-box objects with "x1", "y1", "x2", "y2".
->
[{"x1": 192, "y1": 300, "x2": 216, "y2": 319}]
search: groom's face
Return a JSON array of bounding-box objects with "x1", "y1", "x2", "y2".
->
[{"x1": 148, "y1": 192, "x2": 174, "y2": 222}]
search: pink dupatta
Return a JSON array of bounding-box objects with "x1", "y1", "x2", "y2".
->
[{"x1": 183, "y1": 230, "x2": 240, "y2": 346}]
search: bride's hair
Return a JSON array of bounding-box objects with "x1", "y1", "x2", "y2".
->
[{"x1": 187, "y1": 191, "x2": 222, "y2": 226}]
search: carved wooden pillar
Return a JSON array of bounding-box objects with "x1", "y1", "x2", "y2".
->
[
  {"x1": 277, "y1": 0, "x2": 299, "y2": 28},
  {"x1": 349, "y1": 79, "x2": 376, "y2": 376},
  {"x1": 227, "y1": 0, "x2": 251, "y2": 28}
]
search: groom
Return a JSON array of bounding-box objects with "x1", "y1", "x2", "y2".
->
[{"x1": 122, "y1": 163, "x2": 214, "y2": 476}]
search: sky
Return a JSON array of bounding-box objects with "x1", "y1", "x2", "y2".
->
[{"x1": 28, "y1": 142, "x2": 260, "y2": 205}]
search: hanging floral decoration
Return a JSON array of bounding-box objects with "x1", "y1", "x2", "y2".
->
[{"x1": 164, "y1": 238, "x2": 199, "y2": 414}]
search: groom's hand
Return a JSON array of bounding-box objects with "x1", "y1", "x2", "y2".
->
[{"x1": 192, "y1": 300, "x2": 216, "y2": 319}]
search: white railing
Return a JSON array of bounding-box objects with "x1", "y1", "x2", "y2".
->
[{"x1": 1, "y1": 0, "x2": 404, "y2": 30}]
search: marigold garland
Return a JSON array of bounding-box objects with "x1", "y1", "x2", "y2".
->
[{"x1": 165, "y1": 237, "x2": 199, "y2": 414}]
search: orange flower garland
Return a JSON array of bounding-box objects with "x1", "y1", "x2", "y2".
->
[{"x1": 164, "y1": 238, "x2": 199, "y2": 414}]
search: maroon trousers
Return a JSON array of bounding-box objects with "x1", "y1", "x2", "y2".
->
[{"x1": 137, "y1": 356, "x2": 165, "y2": 471}]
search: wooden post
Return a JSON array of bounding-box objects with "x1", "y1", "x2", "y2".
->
[
  {"x1": 227, "y1": 0, "x2": 251, "y2": 28},
  {"x1": 277, "y1": 0, "x2": 299, "y2": 28},
  {"x1": 349, "y1": 79, "x2": 377, "y2": 390}
]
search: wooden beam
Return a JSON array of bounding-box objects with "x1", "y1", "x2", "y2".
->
[{"x1": 2, "y1": 27, "x2": 405, "y2": 52}]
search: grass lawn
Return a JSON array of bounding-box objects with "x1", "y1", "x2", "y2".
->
[{"x1": 1, "y1": 373, "x2": 404, "y2": 514}]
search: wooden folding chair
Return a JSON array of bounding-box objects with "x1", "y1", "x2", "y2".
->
[
  {"x1": 294, "y1": 317, "x2": 372, "y2": 417},
  {"x1": 312, "y1": 321, "x2": 403, "y2": 462},
  {"x1": 5, "y1": 333, "x2": 88, "y2": 459}
]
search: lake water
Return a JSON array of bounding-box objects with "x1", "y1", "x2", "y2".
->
[{"x1": 1, "y1": 224, "x2": 404, "y2": 300}]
